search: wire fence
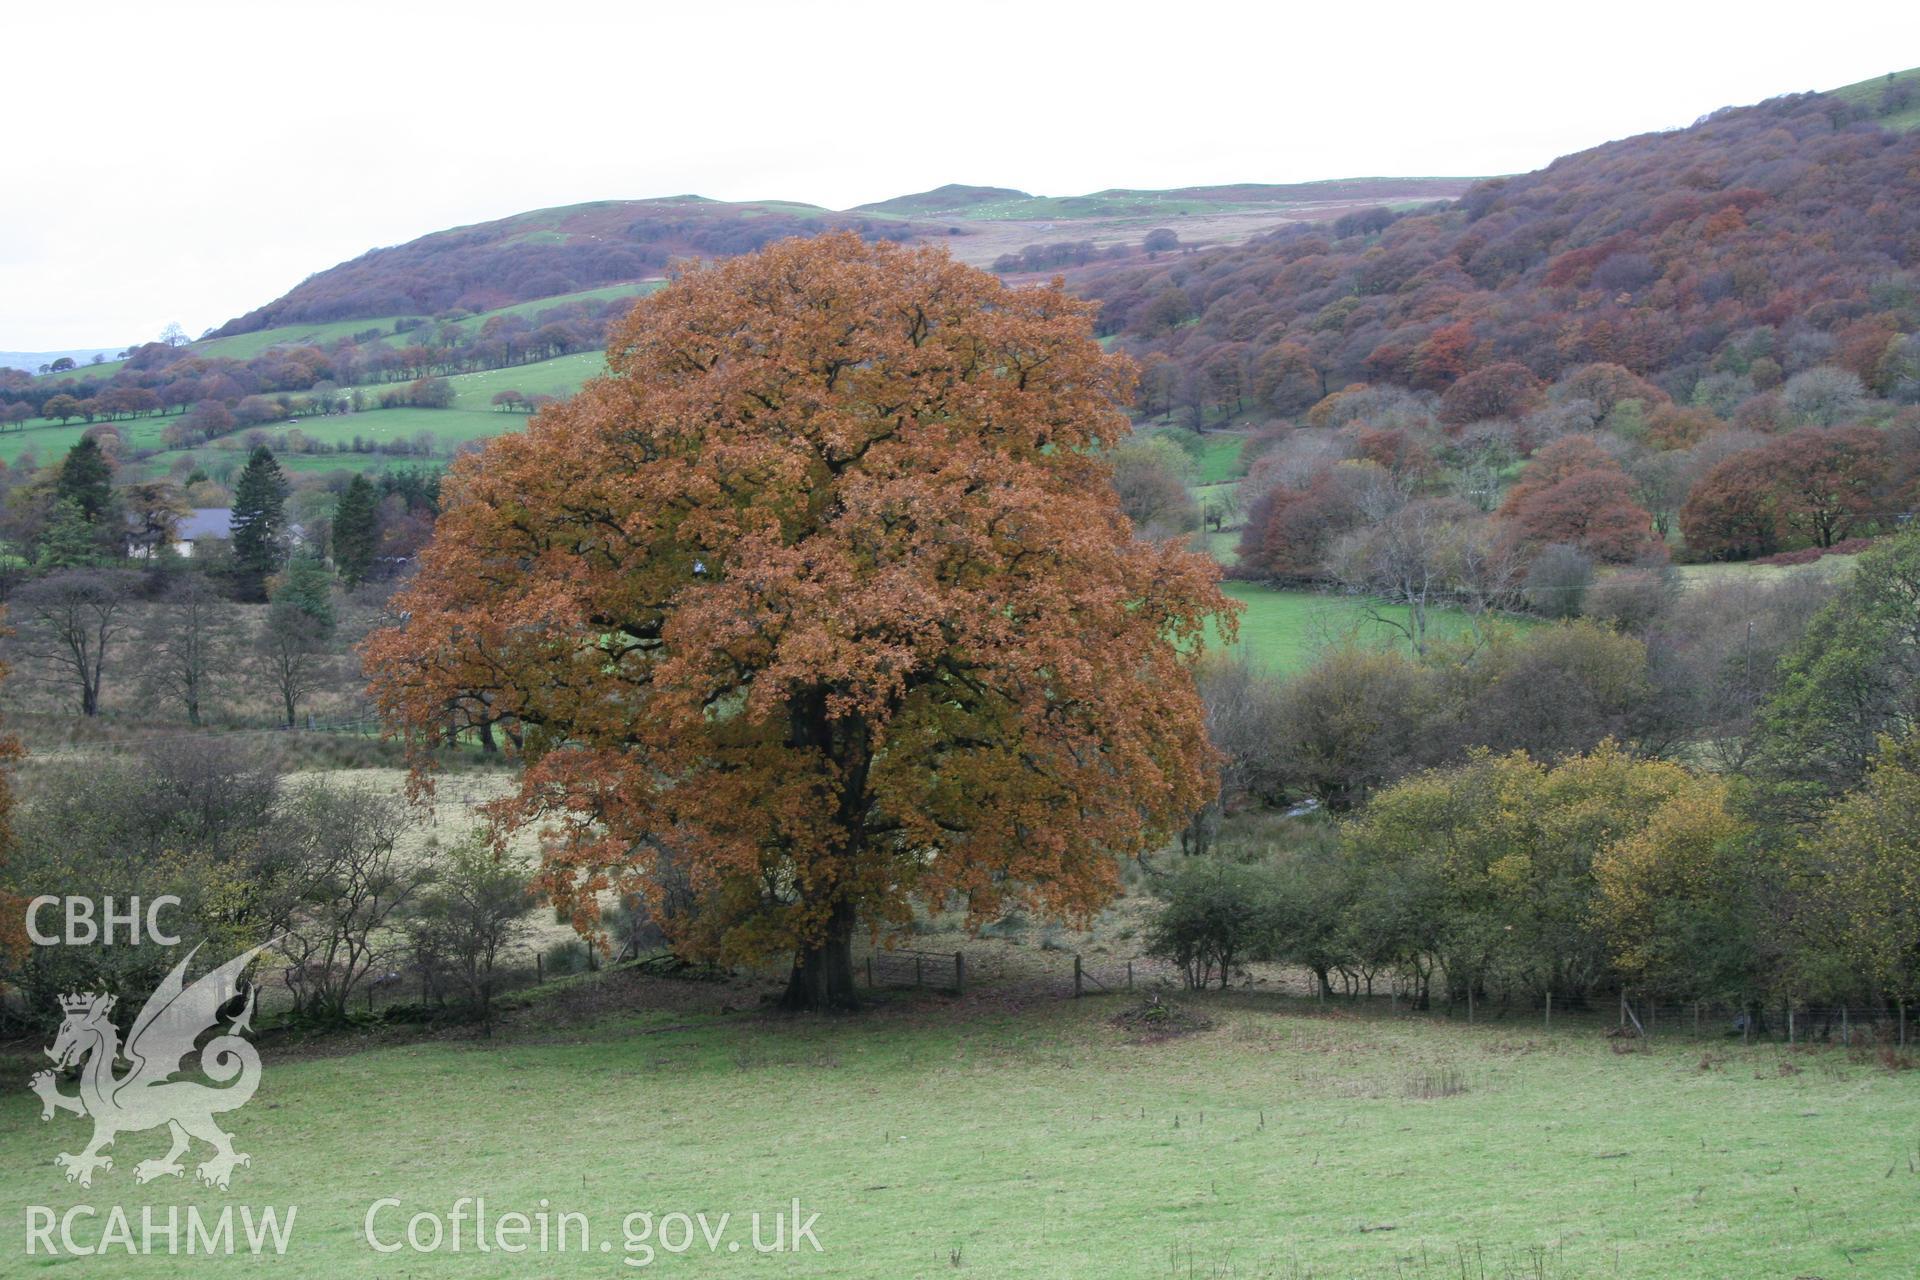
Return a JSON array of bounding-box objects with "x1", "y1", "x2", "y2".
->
[
  {"x1": 1263, "y1": 983, "x2": 1918, "y2": 1047},
  {"x1": 1005, "y1": 951, "x2": 1920, "y2": 1049},
  {"x1": 864, "y1": 948, "x2": 966, "y2": 994}
]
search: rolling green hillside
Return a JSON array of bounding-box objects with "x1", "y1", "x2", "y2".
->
[
  {"x1": 1827, "y1": 65, "x2": 1920, "y2": 131},
  {"x1": 861, "y1": 177, "x2": 1475, "y2": 223},
  {"x1": 4, "y1": 351, "x2": 613, "y2": 473},
  {"x1": 209, "y1": 176, "x2": 1480, "y2": 341}
]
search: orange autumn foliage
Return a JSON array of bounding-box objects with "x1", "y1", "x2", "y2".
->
[
  {"x1": 364, "y1": 234, "x2": 1236, "y2": 1008},
  {"x1": 1499, "y1": 435, "x2": 1665, "y2": 564}
]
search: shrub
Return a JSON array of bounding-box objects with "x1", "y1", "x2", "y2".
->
[{"x1": 1524, "y1": 544, "x2": 1594, "y2": 618}]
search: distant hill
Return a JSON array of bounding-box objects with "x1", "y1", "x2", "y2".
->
[
  {"x1": 854, "y1": 185, "x2": 1033, "y2": 217},
  {"x1": 208, "y1": 198, "x2": 921, "y2": 337},
  {"x1": 1079, "y1": 69, "x2": 1920, "y2": 415},
  {"x1": 0, "y1": 348, "x2": 123, "y2": 374},
  {"x1": 1826, "y1": 66, "x2": 1920, "y2": 131},
  {"x1": 210, "y1": 177, "x2": 1478, "y2": 339},
  {"x1": 863, "y1": 178, "x2": 1474, "y2": 223}
]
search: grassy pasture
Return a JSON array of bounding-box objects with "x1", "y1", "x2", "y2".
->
[
  {"x1": 1830, "y1": 65, "x2": 1920, "y2": 131},
  {"x1": 26, "y1": 282, "x2": 660, "y2": 385},
  {"x1": 1213, "y1": 582, "x2": 1491, "y2": 672},
  {"x1": 1194, "y1": 433, "x2": 1247, "y2": 485},
  {"x1": 2, "y1": 984, "x2": 1913, "y2": 1278},
  {"x1": 4, "y1": 347, "x2": 610, "y2": 478},
  {"x1": 461, "y1": 281, "x2": 661, "y2": 326},
  {"x1": 444, "y1": 351, "x2": 608, "y2": 410},
  {"x1": 0, "y1": 413, "x2": 183, "y2": 467},
  {"x1": 1672, "y1": 556, "x2": 1862, "y2": 589},
  {"x1": 256, "y1": 408, "x2": 510, "y2": 451}
]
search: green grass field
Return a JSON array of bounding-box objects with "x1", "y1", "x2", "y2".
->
[
  {"x1": 1829, "y1": 65, "x2": 1920, "y2": 132},
  {"x1": 1213, "y1": 582, "x2": 1490, "y2": 671},
  {"x1": 28, "y1": 283, "x2": 659, "y2": 385},
  {"x1": 3, "y1": 347, "x2": 613, "y2": 478},
  {"x1": 4, "y1": 990, "x2": 1913, "y2": 1278},
  {"x1": 1194, "y1": 434, "x2": 1246, "y2": 485},
  {"x1": 445, "y1": 351, "x2": 607, "y2": 410},
  {"x1": 0, "y1": 414, "x2": 183, "y2": 467}
]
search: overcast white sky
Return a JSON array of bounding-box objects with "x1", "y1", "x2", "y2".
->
[{"x1": 2, "y1": 0, "x2": 1913, "y2": 350}]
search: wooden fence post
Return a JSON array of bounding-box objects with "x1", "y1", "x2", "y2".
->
[
  {"x1": 866, "y1": 956, "x2": 874, "y2": 989},
  {"x1": 1467, "y1": 984, "x2": 1474, "y2": 1025},
  {"x1": 1620, "y1": 989, "x2": 1627, "y2": 1031},
  {"x1": 1544, "y1": 991, "x2": 1552, "y2": 1033},
  {"x1": 914, "y1": 955, "x2": 923, "y2": 989},
  {"x1": 536, "y1": 953, "x2": 543, "y2": 984},
  {"x1": 1126, "y1": 960, "x2": 1133, "y2": 990},
  {"x1": 1787, "y1": 1004, "x2": 1794, "y2": 1044},
  {"x1": 954, "y1": 952, "x2": 964, "y2": 995},
  {"x1": 1073, "y1": 954, "x2": 1083, "y2": 998}
]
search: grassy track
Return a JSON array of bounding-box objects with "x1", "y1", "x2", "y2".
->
[{"x1": 3, "y1": 994, "x2": 1913, "y2": 1277}]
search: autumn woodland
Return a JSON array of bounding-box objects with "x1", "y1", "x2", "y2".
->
[{"x1": 1, "y1": 51, "x2": 1919, "y2": 1280}]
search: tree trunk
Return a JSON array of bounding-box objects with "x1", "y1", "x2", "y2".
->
[{"x1": 779, "y1": 898, "x2": 859, "y2": 1012}]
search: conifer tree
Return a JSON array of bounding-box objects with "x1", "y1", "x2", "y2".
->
[{"x1": 230, "y1": 446, "x2": 288, "y2": 600}]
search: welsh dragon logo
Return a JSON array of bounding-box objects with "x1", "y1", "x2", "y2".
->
[{"x1": 29, "y1": 940, "x2": 274, "y2": 1190}]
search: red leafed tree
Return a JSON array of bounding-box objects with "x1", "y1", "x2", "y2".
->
[
  {"x1": 1766, "y1": 425, "x2": 1890, "y2": 548},
  {"x1": 1553, "y1": 362, "x2": 1668, "y2": 416},
  {"x1": 1679, "y1": 450, "x2": 1784, "y2": 560},
  {"x1": 1411, "y1": 321, "x2": 1477, "y2": 390},
  {"x1": 1439, "y1": 361, "x2": 1545, "y2": 426},
  {"x1": 364, "y1": 234, "x2": 1236, "y2": 1010},
  {"x1": 1498, "y1": 435, "x2": 1664, "y2": 563},
  {"x1": 1252, "y1": 343, "x2": 1324, "y2": 416},
  {"x1": 1348, "y1": 427, "x2": 1434, "y2": 480},
  {"x1": 1237, "y1": 469, "x2": 1367, "y2": 581}
]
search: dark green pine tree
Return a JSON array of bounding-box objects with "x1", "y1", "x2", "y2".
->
[
  {"x1": 271, "y1": 553, "x2": 337, "y2": 636},
  {"x1": 332, "y1": 473, "x2": 380, "y2": 587},
  {"x1": 230, "y1": 446, "x2": 289, "y2": 601},
  {"x1": 56, "y1": 436, "x2": 113, "y2": 524}
]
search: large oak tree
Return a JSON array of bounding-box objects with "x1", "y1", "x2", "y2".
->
[{"x1": 366, "y1": 234, "x2": 1234, "y2": 1009}]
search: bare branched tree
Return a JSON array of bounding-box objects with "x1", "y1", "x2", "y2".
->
[
  {"x1": 139, "y1": 575, "x2": 235, "y2": 725},
  {"x1": 1181, "y1": 656, "x2": 1288, "y2": 857},
  {"x1": 254, "y1": 603, "x2": 333, "y2": 728},
  {"x1": 1328, "y1": 497, "x2": 1471, "y2": 658},
  {"x1": 256, "y1": 784, "x2": 426, "y2": 1020},
  {"x1": 11, "y1": 569, "x2": 136, "y2": 715}
]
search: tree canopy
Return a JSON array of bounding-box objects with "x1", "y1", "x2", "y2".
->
[
  {"x1": 367, "y1": 233, "x2": 1236, "y2": 1009},
  {"x1": 230, "y1": 445, "x2": 288, "y2": 600}
]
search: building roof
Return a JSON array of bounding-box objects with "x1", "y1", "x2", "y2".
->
[{"x1": 178, "y1": 508, "x2": 233, "y2": 540}]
